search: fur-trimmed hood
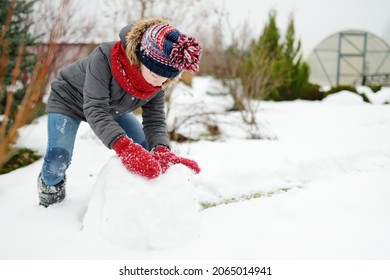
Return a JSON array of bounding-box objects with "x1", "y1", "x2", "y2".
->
[{"x1": 119, "y1": 18, "x2": 180, "y2": 89}]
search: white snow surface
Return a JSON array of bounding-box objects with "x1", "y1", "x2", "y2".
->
[{"x1": 1, "y1": 77, "x2": 390, "y2": 259}]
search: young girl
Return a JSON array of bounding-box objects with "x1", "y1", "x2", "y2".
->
[{"x1": 37, "y1": 17, "x2": 202, "y2": 207}]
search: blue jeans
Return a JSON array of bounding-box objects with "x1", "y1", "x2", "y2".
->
[{"x1": 41, "y1": 113, "x2": 146, "y2": 186}]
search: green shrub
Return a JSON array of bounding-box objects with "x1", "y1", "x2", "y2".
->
[
  {"x1": 299, "y1": 83, "x2": 324, "y2": 100},
  {"x1": 366, "y1": 84, "x2": 382, "y2": 93},
  {"x1": 324, "y1": 85, "x2": 371, "y2": 103},
  {"x1": 325, "y1": 85, "x2": 358, "y2": 95}
]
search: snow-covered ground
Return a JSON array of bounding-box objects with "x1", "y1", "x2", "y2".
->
[{"x1": 0, "y1": 77, "x2": 390, "y2": 261}]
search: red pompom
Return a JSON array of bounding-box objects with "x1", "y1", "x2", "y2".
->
[{"x1": 170, "y1": 35, "x2": 202, "y2": 72}]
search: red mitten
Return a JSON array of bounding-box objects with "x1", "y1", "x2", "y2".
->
[
  {"x1": 113, "y1": 136, "x2": 161, "y2": 179},
  {"x1": 152, "y1": 146, "x2": 201, "y2": 174}
]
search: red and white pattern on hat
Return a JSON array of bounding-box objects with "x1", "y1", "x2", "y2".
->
[
  {"x1": 141, "y1": 23, "x2": 175, "y2": 66},
  {"x1": 153, "y1": 24, "x2": 177, "y2": 51},
  {"x1": 140, "y1": 22, "x2": 202, "y2": 73}
]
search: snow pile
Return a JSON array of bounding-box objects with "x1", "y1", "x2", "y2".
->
[
  {"x1": 357, "y1": 86, "x2": 390, "y2": 105},
  {"x1": 315, "y1": 86, "x2": 390, "y2": 105},
  {"x1": 82, "y1": 157, "x2": 200, "y2": 250},
  {"x1": 322, "y1": 90, "x2": 364, "y2": 104}
]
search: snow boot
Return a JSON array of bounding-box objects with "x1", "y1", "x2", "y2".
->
[{"x1": 37, "y1": 174, "x2": 66, "y2": 207}]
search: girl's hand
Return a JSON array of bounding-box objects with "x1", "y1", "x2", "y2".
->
[
  {"x1": 113, "y1": 137, "x2": 161, "y2": 179},
  {"x1": 152, "y1": 146, "x2": 201, "y2": 174}
]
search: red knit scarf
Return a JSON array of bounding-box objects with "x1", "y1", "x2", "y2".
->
[{"x1": 110, "y1": 41, "x2": 161, "y2": 100}]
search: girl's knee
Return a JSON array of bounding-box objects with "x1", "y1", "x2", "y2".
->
[{"x1": 42, "y1": 147, "x2": 71, "y2": 184}]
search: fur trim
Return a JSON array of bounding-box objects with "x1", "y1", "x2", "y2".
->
[
  {"x1": 125, "y1": 17, "x2": 168, "y2": 65},
  {"x1": 125, "y1": 17, "x2": 179, "y2": 89}
]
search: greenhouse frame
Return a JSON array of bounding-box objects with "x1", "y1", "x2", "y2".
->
[{"x1": 307, "y1": 30, "x2": 390, "y2": 86}]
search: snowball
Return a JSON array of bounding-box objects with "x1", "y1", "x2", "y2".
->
[{"x1": 82, "y1": 156, "x2": 200, "y2": 250}]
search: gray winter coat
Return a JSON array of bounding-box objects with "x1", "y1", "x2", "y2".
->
[{"x1": 46, "y1": 26, "x2": 169, "y2": 150}]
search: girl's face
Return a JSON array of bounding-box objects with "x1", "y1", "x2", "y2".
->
[{"x1": 140, "y1": 64, "x2": 168, "y2": 87}]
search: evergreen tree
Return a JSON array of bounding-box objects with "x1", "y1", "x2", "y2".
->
[
  {"x1": 258, "y1": 10, "x2": 281, "y2": 54},
  {"x1": 246, "y1": 10, "x2": 287, "y2": 100},
  {"x1": 267, "y1": 14, "x2": 311, "y2": 100},
  {"x1": 280, "y1": 15, "x2": 310, "y2": 100},
  {"x1": 0, "y1": 0, "x2": 39, "y2": 121}
]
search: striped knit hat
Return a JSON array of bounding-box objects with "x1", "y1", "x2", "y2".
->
[{"x1": 136, "y1": 23, "x2": 202, "y2": 78}]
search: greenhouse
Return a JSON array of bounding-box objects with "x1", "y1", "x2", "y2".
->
[{"x1": 307, "y1": 30, "x2": 390, "y2": 86}]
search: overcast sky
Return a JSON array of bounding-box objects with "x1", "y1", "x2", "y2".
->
[
  {"x1": 215, "y1": 0, "x2": 390, "y2": 56},
  {"x1": 79, "y1": 0, "x2": 390, "y2": 57}
]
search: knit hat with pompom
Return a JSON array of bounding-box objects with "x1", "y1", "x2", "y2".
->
[{"x1": 136, "y1": 23, "x2": 202, "y2": 78}]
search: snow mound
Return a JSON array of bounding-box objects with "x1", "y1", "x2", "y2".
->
[
  {"x1": 82, "y1": 156, "x2": 200, "y2": 250},
  {"x1": 322, "y1": 90, "x2": 364, "y2": 104},
  {"x1": 363, "y1": 86, "x2": 390, "y2": 105}
]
